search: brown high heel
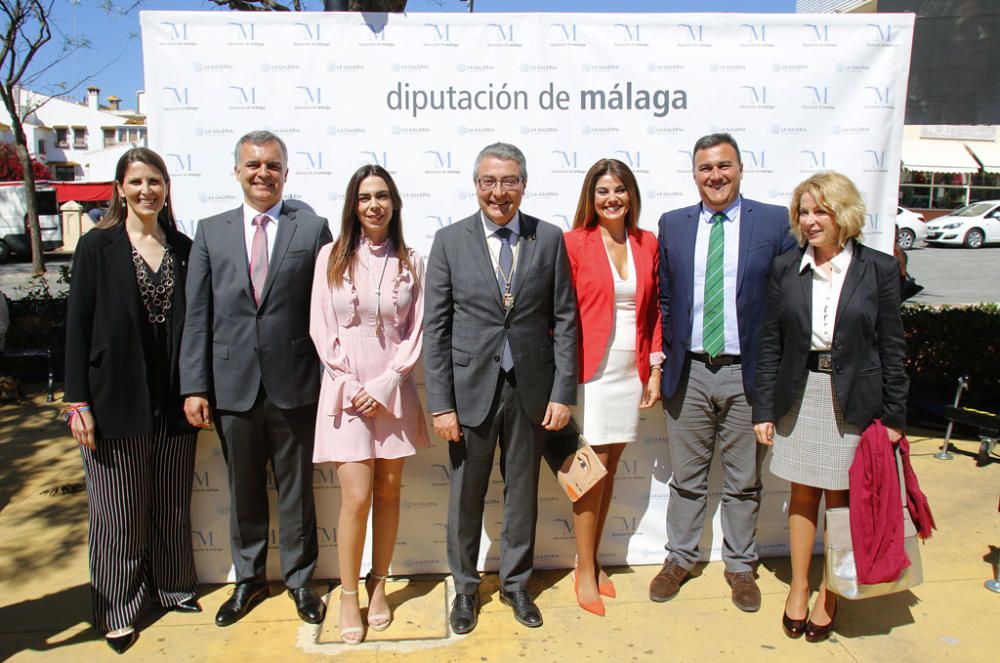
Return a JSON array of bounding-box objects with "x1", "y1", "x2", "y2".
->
[{"x1": 805, "y1": 597, "x2": 838, "y2": 643}]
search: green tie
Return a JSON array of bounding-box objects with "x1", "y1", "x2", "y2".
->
[{"x1": 703, "y1": 212, "x2": 727, "y2": 358}]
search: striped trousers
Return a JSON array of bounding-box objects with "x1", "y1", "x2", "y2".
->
[{"x1": 79, "y1": 420, "x2": 198, "y2": 633}]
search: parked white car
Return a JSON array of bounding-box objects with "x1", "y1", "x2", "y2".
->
[
  {"x1": 895, "y1": 206, "x2": 926, "y2": 250},
  {"x1": 926, "y1": 200, "x2": 1000, "y2": 249}
]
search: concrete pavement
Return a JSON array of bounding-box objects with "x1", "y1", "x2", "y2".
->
[{"x1": 1, "y1": 387, "x2": 998, "y2": 662}]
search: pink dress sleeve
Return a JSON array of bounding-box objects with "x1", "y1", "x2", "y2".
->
[
  {"x1": 364, "y1": 252, "x2": 425, "y2": 417},
  {"x1": 309, "y1": 244, "x2": 364, "y2": 413}
]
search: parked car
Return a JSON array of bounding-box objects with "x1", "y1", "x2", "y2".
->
[
  {"x1": 0, "y1": 183, "x2": 62, "y2": 262},
  {"x1": 895, "y1": 206, "x2": 926, "y2": 250},
  {"x1": 925, "y1": 200, "x2": 1000, "y2": 249}
]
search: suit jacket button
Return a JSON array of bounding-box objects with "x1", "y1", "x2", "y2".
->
[
  {"x1": 835, "y1": 366, "x2": 842, "y2": 374},
  {"x1": 504, "y1": 322, "x2": 510, "y2": 329},
  {"x1": 834, "y1": 341, "x2": 841, "y2": 349},
  {"x1": 493, "y1": 355, "x2": 500, "y2": 362}
]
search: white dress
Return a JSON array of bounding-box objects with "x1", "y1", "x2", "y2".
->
[{"x1": 572, "y1": 240, "x2": 643, "y2": 445}]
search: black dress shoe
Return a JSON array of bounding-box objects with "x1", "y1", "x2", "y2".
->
[
  {"x1": 288, "y1": 586, "x2": 325, "y2": 624},
  {"x1": 106, "y1": 630, "x2": 137, "y2": 654},
  {"x1": 449, "y1": 593, "x2": 480, "y2": 635},
  {"x1": 172, "y1": 597, "x2": 203, "y2": 613},
  {"x1": 215, "y1": 579, "x2": 268, "y2": 627},
  {"x1": 498, "y1": 590, "x2": 543, "y2": 628}
]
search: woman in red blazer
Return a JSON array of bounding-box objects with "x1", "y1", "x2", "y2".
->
[{"x1": 563, "y1": 158, "x2": 663, "y2": 617}]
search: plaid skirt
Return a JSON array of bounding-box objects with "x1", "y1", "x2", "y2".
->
[{"x1": 769, "y1": 369, "x2": 862, "y2": 491}]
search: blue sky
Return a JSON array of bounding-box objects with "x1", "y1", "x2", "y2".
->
[{"x1": 31, "y1": 0, "x2": 795, "y2": 109}]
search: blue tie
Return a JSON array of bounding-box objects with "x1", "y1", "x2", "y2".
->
[{"x1": 495, "y1": 227, "x2": 514, "y2": 371}]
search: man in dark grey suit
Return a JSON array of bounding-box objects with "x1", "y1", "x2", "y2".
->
[
  {"x1": 180, "y1": 130, "x2": 332, "y2": 627},
  {"x1": 423, "y1": 143, "x2": 577, "y2": 634}
]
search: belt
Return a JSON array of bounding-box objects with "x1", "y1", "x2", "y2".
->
[
  {"x1": 688, "y1": 351, "x2": 741, "y2": 367},
  {"x1": 807, "y1": 351, "x2": 833, "y2": 373}
]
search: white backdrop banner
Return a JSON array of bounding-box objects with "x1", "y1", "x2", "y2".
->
[{"x1": 142, "y1": 11, "x2": 914, "y2": 582}]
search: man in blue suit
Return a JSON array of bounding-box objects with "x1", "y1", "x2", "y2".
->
[{"x1": 650, "y1": 133, "x2": 796, "y2": 612}]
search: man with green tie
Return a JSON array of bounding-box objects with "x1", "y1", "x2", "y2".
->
[{"x1": 650, "y1": 133, "x2": 796, "y2": 612}]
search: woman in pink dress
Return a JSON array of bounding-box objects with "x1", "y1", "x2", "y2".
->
[{"x1": 309, "y1": 164, "x2": 429, "y2": 644}]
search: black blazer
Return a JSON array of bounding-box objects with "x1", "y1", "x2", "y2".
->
[
  {"x1": 752, "y1": 240, "x2": 908, "y2": 430},
  {"x1": 64, "y1": 224, "x2": 196, "y2": 439}
]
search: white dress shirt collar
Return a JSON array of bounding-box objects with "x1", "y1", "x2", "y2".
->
[
  {"x1": 799, "y1": 240, "x2": 854, "y2": 278},
  {"x1": 480, "y1": 210, "x2": 522, "y2": 240}
]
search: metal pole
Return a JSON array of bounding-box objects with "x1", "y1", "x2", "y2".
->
[{"x1": 936, "y1": 375, "x2": 969, "y2": 460}]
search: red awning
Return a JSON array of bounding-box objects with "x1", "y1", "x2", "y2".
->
[{"x1": 52, "y1": 181, "x2": 114, "y2": 203}]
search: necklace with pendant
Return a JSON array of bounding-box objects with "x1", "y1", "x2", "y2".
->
[{"x1": 367, "y1": 242, "x2": 391, "y2": 335}]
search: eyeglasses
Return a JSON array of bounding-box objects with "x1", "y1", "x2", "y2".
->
[{"x1": 476, "y1": 176, "x2": 523, "y2": 192}]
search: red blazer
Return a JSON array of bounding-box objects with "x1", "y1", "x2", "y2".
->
[{"x1": 564, "y1": 226, "x2": 663, "y2": 384}]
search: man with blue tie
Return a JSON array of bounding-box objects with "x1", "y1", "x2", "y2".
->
[
  {"x1": 650, "y1": 133, "x2": 796, "y2": 611},
  {"x1": 423, "y1": 143, "x2": 577, "y2": 634}
]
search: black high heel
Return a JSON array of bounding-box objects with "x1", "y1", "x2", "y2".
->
[
  {"x1": 782, "y1": 610, "x2": 808, "y2": 639},
  {"x1": 106, "y1": 629, "x2": 137, "y2": 654},
  {"x1": 805, "y1": 598, "x2": 838, "y2": 643}
]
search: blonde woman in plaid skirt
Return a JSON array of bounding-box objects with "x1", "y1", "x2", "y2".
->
[{"x1": 752, "y1": 172, "x2": 908, "y2": 643}]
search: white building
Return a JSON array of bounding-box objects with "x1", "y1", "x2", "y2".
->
[{"x1": 2, "y1": 86, "x2": 146, "y2": 182}]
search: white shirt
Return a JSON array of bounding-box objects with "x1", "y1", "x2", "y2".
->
[
  {"x1": 480, "y1": 211, "x2": 522, "y2": 289},
  {"x1": 691, "y1": 198, "x2": 741, "y2": 355},
  {"x1": 800, "y1": 241, "x2": 854, "y2": 351},
  {"x1": 242, "y1": 200, "x2": 282, "y2": 265}
]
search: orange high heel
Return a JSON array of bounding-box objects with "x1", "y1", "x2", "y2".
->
[
  {"x1": 573, "y1": 568, "x2": 605, "y2": 617},
  {"x1": 597, "y1": 566, "x2": 617, "y2": 599}
]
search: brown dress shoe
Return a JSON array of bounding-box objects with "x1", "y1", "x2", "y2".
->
[
  {"x1": 649, "y1": 559, "x2": 690, "y2": 602},
  {"x1": 724, "y1": 570, "x2": 761, "y2": 612}
]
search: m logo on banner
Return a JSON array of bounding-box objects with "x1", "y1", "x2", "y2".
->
[
  {"x1": 740, "y1": 23, "x2": 767, "y2": 42},
  {"x1": 866, "y1": 212, "x2": 880, "y2": 231},
  {"x1": 488, "y1": 23, "x2": 514, "y2": 42},
  {"x1": 228, "y1": 22, "x2": 255, "y2": 41},
  {"x1": 801, "y1": 150, "x2": 826, "y2": 168},
  {"x1": 425, "y1": 23, "x2": 451, "y2": 42},
  {"x1": 552, "y1": 150, "x2": 577, "y2": 169},
  {"x1": 679, "y1": 24, "x2": 704, "y2": 42},
  {"x1": 362, "y1": 151, "x2": 388, "y2": 168},
  {"x1": 615, "y1": 150, "x2": 641, "y2": 169},
  {"x1": 192, "y1": 530, "x2": 215, "y2": 548},
  {"x1": 613, "y1": 516, "x2": 640, "y2": 534},
  {"x1": 741, "y1": 86, "x2": 767, "y2": 104},
  {"x1": 160, "y1": 21, "x2": 187, "y2": 40},
  {"x1": 229, "y1": 86, "x2": 256, "y2": 104},
  {"x1": 867, "y1": 24, "x2": 897, "y2": 43},
  {"x1": 552, "y1": 214, "x2": 571, "y2": 230},
  {"x1": 804, "y1": 86, "x2": 829, "y2": 104},
  {"x1": 366, "y1": 23, "x2": 387, "y2": 41},
  {"x1": 166, "y1": 153, "x2": 193, "y2": 172},
  {"x1": 317, "y1": 526, "x2": 337, "y2": 544},
  {"x1": 865, "y1": 86, "x2": 892, "y2": 105},
  {"x1": 192, "y1": 470, "x2": 210, "y2": 489},
  {"x1": 865, "y1": 150, "x2": 887, "y2": 169},
  {"x1": 295, "y1": 22, "x2": 321, "y2": 41},
  {"x1": 294, "y1": 86, "x2": 323, "y2": 105},
  {"x1": 614, "y1": 23, "x2": 641, "y2": 41},
  {"x1": 163, "y1": 86, "x2": 189, "y2": 105},
  {"x1": 744, "y1": 150, "x2": 766, "y2": 169},
  {"x1": 804, "y1": 24, "x2": 830, "y2": 42},
  {"x1": 551, "y1": 23, "x2": 577, "y2": 41},
  {"x1": 425, "y1": 150, "x2": 452, "y2": 169},
  {"x1": 554, "y1": 518, "x2": 574, "y2": 536}
]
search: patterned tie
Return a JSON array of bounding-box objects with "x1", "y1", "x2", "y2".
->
[
  {"x1": 250, "y1": 214, "x2": 270, "y2": 305},
  {"x1": 495, "y1": 227, "x2": 515, "y2": 371},
  {"x1": 702, "y1": 212, "x2": 727, "y2": 358}
]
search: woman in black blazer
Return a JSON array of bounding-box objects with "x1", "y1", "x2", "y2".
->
[
  {"x1": 752, "y1": 171, "x2": 908, "y2": 643},
  {"x1": 64, "y1": 148, "x2": 200, "y2": 654}
]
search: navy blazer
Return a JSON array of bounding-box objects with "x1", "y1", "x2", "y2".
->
[
  {"x1": 752, "y1": 240, "x2": 909, "y2": 430},
  {"x1": 657, "y1": 197, "x2": 796, "y2": 400}
]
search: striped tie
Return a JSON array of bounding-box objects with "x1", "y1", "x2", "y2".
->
[{"x1": 703, "y1": 212, "x2": 727, "y2": 358}]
